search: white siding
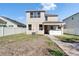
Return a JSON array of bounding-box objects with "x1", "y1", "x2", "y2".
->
[
  {"x1": 64, "y1": 28, "x2": 79, "y2": 35},
  {"x1": 64, "y1": 13, "x2": 79, "y2": 35},
  {"x1": 47, "y1": 17, "x2": 59, "y2": 21},
  {"x1": 49, "y1": 30, "x2": 62, "y2": 35},
  {"x1": 0, "y1": 17, "x2": 17, "y2": 27}
]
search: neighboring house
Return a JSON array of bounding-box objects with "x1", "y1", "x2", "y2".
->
[
  {"x1": 0, "y1": 16, "x2": 26, "y2": 28},
  {"x1": 26, "y1": 10, "x2": 64, "y2": 35},
  {"x1": 63, "y1": 12, "x2": 79, "y2": 35},
  {"x1": 0, "y1": 19, "x2": 7, "y2": 27}
]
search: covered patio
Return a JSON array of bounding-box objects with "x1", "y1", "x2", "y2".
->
[{"x1": 43, "y1": 21, "x2": 65, "y2": 35}]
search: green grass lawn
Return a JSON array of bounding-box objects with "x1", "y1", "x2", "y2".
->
[
  {"x1": 56, "y1": 33, "x2": 79, "y2": 43},
  {"x1": 0, "y1": 33, "x2": 66, "y2": 56}
]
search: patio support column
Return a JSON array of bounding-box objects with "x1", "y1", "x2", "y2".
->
[
  {"x1": 61, "y1": 25, "x2": 63, "y2": 35},
  {"x1": 56, "y1": 26, "x2": 58, "y2": 30},
  {"x1": 43, "y1": 25, "x2": 44, "y2": 34},
  {"x1": 26, "y1": 24, "x2": 28, "y2": 34},
  {"x1": 48, "y1": 25, "x2": 50, "y2": 32}
]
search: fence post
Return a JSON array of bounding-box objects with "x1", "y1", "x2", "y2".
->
[{"x1": 2, "y1": 27, "x2": 4, "y2": 36}]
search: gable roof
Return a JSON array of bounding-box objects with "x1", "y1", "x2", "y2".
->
[
  {"x1": 0, "y1": 16, "x2": 26, "y2": 27},
  {"x1": 0, "y1": 19, "x2": 7, "y2": 24},
  {"x1": 63, "y1": 12, "x2": 79, "y2": 21}
]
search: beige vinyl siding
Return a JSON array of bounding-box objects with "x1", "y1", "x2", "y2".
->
[
  {"x1": 26, "y1": 12, "x2": 45, "y2": 34},
  {"x1": 26, "y1": 10, "x2": 64, "y2": 35},
  {"x1": 47, "y1": 17, "x2": 59, "y2": 21}
]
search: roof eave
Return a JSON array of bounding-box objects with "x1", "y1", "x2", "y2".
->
[
  {"x1": 25, "y1": 10, "x2": 46, "y2": 12},
  {"x1": 63, "y1": 12, "x2": 79, "y2": 21}
]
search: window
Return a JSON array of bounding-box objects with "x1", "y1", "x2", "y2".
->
[
  {"x1": 28, "y1": 24, "x2": 32, "y2": 30},
  {"x1": 30, "y1": 12, "x2": 40, "y2": 18},
  {"x1": 9, "y1": 25, "x2": 13, "y2": 27},
  {"x1": 30, "y1": 12, "x2": 33, "y2": 18},
  {"x1": 0, "y1": 25, "x2": 6, "y2": 27},
  {"x1": 72, "y1": 17, "x2": 74, "y2": 20},
  {"x1": 3, "y1": 25, "x2": 7, "y2": 27},
  {"x1": 50, "y1": 26, "x2": 54, "y2": 30},
  {"x1": 38, "y1": 12, "x2": 40, "y2": 18},
  {"x1": 45, "y1": 16, "x2": 48, "y2": 21},
  {"x1": 58, "y1": 26, "x2": 61, "y2": 29},
  {"x1": 39, "y1": 24, "x2": 43, "y2": 30}
]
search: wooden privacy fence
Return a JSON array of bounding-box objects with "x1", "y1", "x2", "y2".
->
[{"x1": 0, "y1": 27, "x2": 26, "y2": 37}]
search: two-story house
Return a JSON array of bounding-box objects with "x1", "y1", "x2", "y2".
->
[
  {"x1": 26, "y1": 10, "x2": 64, "y2": 35},
  {"x1": 63, "y1": 12, "x2": 79, "y2": 35}
]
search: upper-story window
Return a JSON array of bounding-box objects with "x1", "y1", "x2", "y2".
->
[
  {"x1": 45, "y1": 16, "x2": 48, "y2": 21},
  {"x1": 30, "y1": 12, "x2": 40, "y2": 18},
  {"x1": 72, "y1": 17, "x2": 74, "y2": 20}
]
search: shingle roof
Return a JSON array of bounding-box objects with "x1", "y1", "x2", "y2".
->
[
  {"x1": 26, "y1": 10, "x2": 45, "y2": 12},
  {"x1": 0, "y1": 19, "x2": 7, "y2": 24},
  {"x1": 45, "y1": 14, "x2": 58, "y2": 17},
  {"x1": 63, "y1": 12, "x2": 79, "y2": 21},
  {"x1": 0, "y1": 16, "x2": 26, "y2": 27}
]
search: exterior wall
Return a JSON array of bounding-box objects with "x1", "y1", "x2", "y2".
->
[
  {"x1": 46, "y1": 25, "x2": 63, "y2": 35},
  {"x1": 0, "y1": 17, "x2": 18, "y2": 28},
  {"x1": 64, "y1": 13, "x2": 79, "y2": 35},
  {"x1": 49, "y1": 30, "x2": 62, "y2": 35},
  {"x1": 26, "y1": 11, "x2": 63, "y2": 35},
  {"x1": 26, "y1": 12, "x2": 45, "y2": 34},
  {"x1": 64, "y1": 28, "x2": 79, "y2": 35},
  {"x1": 47, "y1": 17, "x2": 59, "y2": 21},
  {"x1": 0, "y1": 27, "x2": 26, "y2": 37}
]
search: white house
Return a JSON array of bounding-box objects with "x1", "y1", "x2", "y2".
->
[
  {"x1": 0, "y1": 16, "x2": 26, "y2": 28},
  {"x1": 63, "y1": 12, "x2": 79, "y2": 35},
  {"x1": 0, "y1": 19, "x2": 7, "y2": 27}
]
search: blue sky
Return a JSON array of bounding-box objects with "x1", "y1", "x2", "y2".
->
[{"x1": 0, "y1": 3, "x2": 79, "y2": 24}]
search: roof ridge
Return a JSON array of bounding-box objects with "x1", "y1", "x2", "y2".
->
[
  {"x1": 63, "y1": 12, "x2": 79, "y2": 21},
  {"x1": 0, "y1": 16, "x2": 26, "y2": 27}
]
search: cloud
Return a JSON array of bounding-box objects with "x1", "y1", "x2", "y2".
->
[{"x1": 40, "y1": 3, "x2": 57, "y2": 10}]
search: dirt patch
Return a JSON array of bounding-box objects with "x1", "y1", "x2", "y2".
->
[
  {"x1": 0, "y1": 38, "x2": 51, "y2": 56},
  {"x1": 0, "y1": 34, "x2": 66, "y2": 56}
]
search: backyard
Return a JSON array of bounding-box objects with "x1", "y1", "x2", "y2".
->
[
  {"x1": 56, "y1": 34, "x2": 79, "y2": 43},
  {"x1": 0, "y1": 33, "x2": 66, "y2": 56}
]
